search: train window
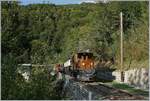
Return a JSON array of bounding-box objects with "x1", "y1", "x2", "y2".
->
[
  {"x1": 88, "y1": 53, "x2": 93, "y2": 58},
  {"x1": 78, "y1": 53, "x2": 84, "y2": 58},
  {"x1": 77, "y1": 53, "x2": 93, "y2": 59},
  {"x1": 77, "y1": 53, "x2": 82, "y2": 58}
]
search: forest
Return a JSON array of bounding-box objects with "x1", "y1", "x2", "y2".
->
[{"x1": 1, "y1": 1, "x2": 148, "y2": 100}]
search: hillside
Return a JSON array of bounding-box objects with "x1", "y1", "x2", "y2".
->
[
  {"x1": 2, "y1": 1, "x2": 148, "y2": 70},
  {"x1": 1, "y1": 1, "x2": 149, "y2": 100}
]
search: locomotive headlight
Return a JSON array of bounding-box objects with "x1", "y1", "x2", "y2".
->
[{"x1": 82, "y1": 63, "x2": 85, "y2": 66}]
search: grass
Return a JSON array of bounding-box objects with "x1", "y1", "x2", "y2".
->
[{"x1": 110, "y1": 82, "x2": 149, "y2": 98}]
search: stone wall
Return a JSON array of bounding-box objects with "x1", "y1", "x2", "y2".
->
[
  {"x1": 112, "y1": 71, "x2": 122, "y2": 82},
  {"x1": 112, "y1": 68, "x2": 149, "y2": 90},
  {"x1": 64, "y1": 79, "x2": 94, "y2": 100}
]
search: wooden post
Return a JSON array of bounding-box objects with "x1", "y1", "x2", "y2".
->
[{"x1": 120, "y1": 12, "x2": 124, "y2": 82}]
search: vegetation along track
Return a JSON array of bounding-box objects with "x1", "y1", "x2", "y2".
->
[{"x1": 81, "y1": 82, "x2": 145, "y2": 100}]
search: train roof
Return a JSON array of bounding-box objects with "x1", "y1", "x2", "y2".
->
[
  {"x1": 77, "y1": 52, "x2": 93, "y2": 54},
  {"x1": 77, "y1": 49, "x2": 93, "y2": 54}
]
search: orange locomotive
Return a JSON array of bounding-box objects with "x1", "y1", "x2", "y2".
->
[
  {"x1": 72, "y1": 52, "x2": 94, "y2": 71},
  {"x1": 64, "y1": 52, "x2": 96, "y2": 81}
]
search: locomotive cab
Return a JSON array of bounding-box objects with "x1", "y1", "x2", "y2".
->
[
  {"x1": 72, "y1": 52, "x2": 95, "y2": 81},
  {"x1": 63, "y1": 51, "x2": 96, "y2": 81},
  {"x1": 76, "y1": 52, "x2": 94, "y2": 70}
]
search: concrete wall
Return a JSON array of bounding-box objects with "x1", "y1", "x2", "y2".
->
[{"x1": 112, "y1": 68, "x2": 149, "y2": 90}]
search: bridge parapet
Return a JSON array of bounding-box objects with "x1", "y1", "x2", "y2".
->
[
  {"x1": 63, "y1": 79, "x2": 95, "y2": 100},
  {"x1": 62, "y1": 75, "x2": 145, "y2": 100}
]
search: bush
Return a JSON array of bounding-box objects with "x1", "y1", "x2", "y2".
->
[{"x1": 1, "y1": 54, "x2": 62, "y2": 100}]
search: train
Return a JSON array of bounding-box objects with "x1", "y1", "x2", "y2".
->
[
  {"x1": 54, "y1": 51, "x2": 116, "y2": 81},
  {"x1": 63, "y1": 51, "x2": 96, "y2": 81}
]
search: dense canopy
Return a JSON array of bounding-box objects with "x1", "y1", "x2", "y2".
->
[{"x1": 1, "y1": 1, "x2": 148, "y2": 100}]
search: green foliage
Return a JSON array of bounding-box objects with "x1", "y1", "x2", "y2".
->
[
  {"x1": 1, "y1": 1, "x2": 148, "y2": 99},
  {"x1": 2, "y1": 1, "x2": 148, "y2": 65},
  {"x1": 31, "y1": 40, "x2": 49, "y2": 64},
  {"x1": 1, "y1": 54, "x2": 18, "y2": 99},
  {"x1": 1, "y1": 54, "x2": 62, "y2": 100}
]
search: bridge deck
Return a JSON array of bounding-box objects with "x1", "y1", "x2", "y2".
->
[{"x1": 63, "y1": 75, "x2": 145, "y2": 100}]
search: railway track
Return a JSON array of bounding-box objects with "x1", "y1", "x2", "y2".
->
[{"x1": 78, "y1": 82, "x2": 145, "y2": 100}]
